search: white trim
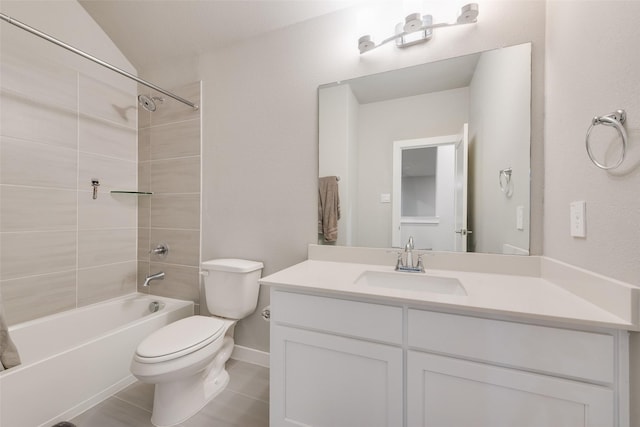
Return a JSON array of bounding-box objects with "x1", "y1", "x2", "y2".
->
[{"x1": 231, "y1": 344, "x2": 270, "y2": 368}]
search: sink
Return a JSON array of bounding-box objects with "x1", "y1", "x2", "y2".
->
[{"x1": 354, "y1": 270, "x2": 467, "y2": 295}]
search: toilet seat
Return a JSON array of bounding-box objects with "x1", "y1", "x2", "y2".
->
[{"x1": 135, "y1": 316, "x2": 226, "y2": 364}]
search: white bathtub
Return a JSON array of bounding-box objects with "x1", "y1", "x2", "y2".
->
[{"x1": 0, "y1": 293, "x2": 193, "y2": 427}]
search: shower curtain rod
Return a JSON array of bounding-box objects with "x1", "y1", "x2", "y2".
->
[{"x1": 0, "y1": 13, "x2": 199, "y2": 110}]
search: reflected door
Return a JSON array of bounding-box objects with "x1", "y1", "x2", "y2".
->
[
  {"x1": 392, "y1": 130, "x2": 465, "y2": 251},
  {"x1": 454, "y1": 124, "x2": 469, "y2": 252}
]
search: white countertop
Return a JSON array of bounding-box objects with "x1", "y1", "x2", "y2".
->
[{"x1": 260, "y1": 259, "x2": 639, "y2": 331}]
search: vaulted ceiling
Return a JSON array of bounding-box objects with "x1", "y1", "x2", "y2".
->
[{"x1": 79, "y1": 1, "x2": 357, "y2": 70}]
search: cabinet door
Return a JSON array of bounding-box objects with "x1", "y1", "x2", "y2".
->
[
  {"x1": 271, "y1": 325, "x2": 403, "y2": 427},
  {"x1": 407, "y1": 351, "x2": 614, "y2": 427}
]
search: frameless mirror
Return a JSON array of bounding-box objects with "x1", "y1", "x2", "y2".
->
[{"x1": 318, "y1": 43, "x2": 531, "y2": 255}]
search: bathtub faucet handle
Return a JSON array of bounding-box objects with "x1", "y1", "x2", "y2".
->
[
  {"x1": 149, "y1": 243, "x2": 169, "y2": 257},
  {"x1": 143, "y1": 271, "x2": 165, "y2": 287}
]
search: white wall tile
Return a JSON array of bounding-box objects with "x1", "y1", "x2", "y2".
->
[
  {"x1": 0, "y1": 186, "x2": 77, "y2": 231},
  {"x1": 138, "y1": 127, "x2": 151, "y2": 161},
  {"x1": 0, "y1": 271, "x2": 76, "y2": 325},
  {"x1": 1, "y1": 136, "x2": 77, "y2": 188},
  {"x1": 149, "y1": 228, "x2": 200, "y2": 267},
  {"x1": 0, "y1": 91, "x2": 77, "y2": 149},
  {"x1": 138, "y1": 161, "x2": 151, "y2": 193},
  {"x1": 78, "y1": 191, "x2": 137, "y2": 230},
  {"x1": 0, "y1": 50, "x2": 77, "y2": 110},
  {"x1": 0, "y1": 231, "x2": 76, "y2": 280},
  {"x1": 79, "y1": 115, "x2": 137, "y2": 161},
  {"x1": 78, "y1": 228, "x2": 137, "y2": 268},
  {"x1": 147, "y1": 262, "x2": 200, "y2": 302},
  {"x1": 138, "y1": 196, "x2": 151, "y2": 229},
  {"x1": 148, "y1": 119, "x2": 201, "y2": 160},
  {"x1": 79, "y1": 74, "x2": 137, "y2": 128},
  {"x1": 150, "y1": 156, "x2": 200, "y2": 194},
  {"x1": 79, "y1": 152, "x2": 137, "y2": 192},
  {"x1": 149, "y1": 82, "x2": 201, "y2": 126},
  {"x1": 77, "y1": 261, "x2": 137, "y2": 306},
  {"x1": 150, "y1": 194, "x2": 200, "y2": 229},
  {"x1": 138, "y1": 227, "x2": 150, "y2": 261}
]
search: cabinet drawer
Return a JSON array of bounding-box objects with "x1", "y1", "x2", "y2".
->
[
  {"x1": 272, "y1": 290, "x2": 403, "y2": 344},
  {"x1": 408, "y1": 309, "x2": 615, "y2": 384}
]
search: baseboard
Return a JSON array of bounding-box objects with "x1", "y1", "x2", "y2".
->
[{"x1": 231, "y1": 344, "x2": 270, "y2": 368}]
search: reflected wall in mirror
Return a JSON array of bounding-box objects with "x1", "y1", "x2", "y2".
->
[{"x1": 318, "y1": 43, "x2": 531, "y2": 255}]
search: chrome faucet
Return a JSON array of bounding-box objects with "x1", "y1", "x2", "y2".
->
[
  {"x1": 395, "y1": 236, "x2": 425, "y2": 273},
  {"x1": 143, "y1": 271, "x2": 165, "y2": 287}
]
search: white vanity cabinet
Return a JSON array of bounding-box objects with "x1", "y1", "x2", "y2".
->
[
  {"x1": 406, "y1": 309, "x2": 624, "y2": 427},
  {"x1": 271, "y1": 289, "x2": 630, "y2": 427},
  {"x1": 270, "y1": 290, "x2": 404, "y2": 427}
]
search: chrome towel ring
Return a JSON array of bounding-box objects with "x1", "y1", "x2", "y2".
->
[{"x1": 585, "y1": 109, "x2": 627, "y2": 170}]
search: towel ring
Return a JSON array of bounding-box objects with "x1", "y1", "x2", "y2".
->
[
  {"x1": 499, "y1": 167, "x2": 513, "y2": 197},
  {"x1": 585, "y1": 109, "x2": 627, "y2": 170}
]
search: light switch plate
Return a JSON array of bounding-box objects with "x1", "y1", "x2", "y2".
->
[
  {"x1": 380, "y1": 193, "x2": 391, "y2": 203},
  {"x1": 570, "y1": 201, "x2": 586, "y2": 238},
  {"x1": 516, "y1": 205, "x2": 524, "y2": 230}
]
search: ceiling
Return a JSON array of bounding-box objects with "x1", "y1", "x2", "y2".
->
[
  {"x1": 79, "y1": 0, "x2": 358, "y2": 70},
  {"x1": 321, "y1": 51, "x2": 480, "y2": 104}
]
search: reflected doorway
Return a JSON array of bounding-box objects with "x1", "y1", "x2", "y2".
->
[{"x1": 392, "y1": 124, "x2": 469, "y2": 251}]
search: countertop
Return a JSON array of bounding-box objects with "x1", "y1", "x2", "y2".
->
[{"x1": 260, "y1": 259, "x2": 639, "y2": 331}]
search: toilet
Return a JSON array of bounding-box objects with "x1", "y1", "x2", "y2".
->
[{"x1": 130, "y1": 259, "x2": 263, "y2": 427}]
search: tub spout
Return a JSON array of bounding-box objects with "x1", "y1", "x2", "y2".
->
[{"x1": 143, "y1": 271, "x2": 165, "y2": 287}]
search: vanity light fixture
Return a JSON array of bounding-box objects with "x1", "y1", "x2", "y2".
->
[{"x1": 358, "y1": 3, "x2": 479, "y2": 54}]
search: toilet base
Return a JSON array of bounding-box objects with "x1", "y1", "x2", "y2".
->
[{"x1": 149, "y1": 336, "x2": 234, "y2": 427}]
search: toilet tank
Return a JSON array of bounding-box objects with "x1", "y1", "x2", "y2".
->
[{"x1": 201, "y1": 259, "x2": 263, "y2": 319}]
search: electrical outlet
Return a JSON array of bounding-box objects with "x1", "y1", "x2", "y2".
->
[{"x1": 570, "y1": 201, "x2": 586, "y2": 238}]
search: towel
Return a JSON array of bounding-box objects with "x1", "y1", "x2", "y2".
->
[
  {"x1": 0, "y1": 295, "x2": 20, "y2": 370},
  {"x1": 318, "y1": 176, "x2": 341, "y2": 242}
]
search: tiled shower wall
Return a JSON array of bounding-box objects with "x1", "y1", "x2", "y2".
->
[
  {"x1": 137, "y1": 82, "x2": 202, "y2": 313},
  {"x1": 0, "y1": 49, "x2": 139, "y2": 325}
]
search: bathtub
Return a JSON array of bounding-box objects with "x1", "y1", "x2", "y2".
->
[{"x1": 0, "y1": 293, "x2": 193, "y2": 427}]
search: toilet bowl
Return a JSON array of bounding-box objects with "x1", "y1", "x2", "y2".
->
[
  {"x1": 130, "y1": 258, "x2": 263, "y2": 427},
  {"x1": 130, "y1": 315, "x2": 235, "y2": 426}
]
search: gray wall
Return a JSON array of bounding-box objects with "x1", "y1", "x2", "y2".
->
[
  {"x1": 139, "y1": 1, "x2": 546, "y2": 352},
  {"x1": 469, "y1": 43, "x2": 531, "y2": 254},
  {"x1": 543, "y1": 1, "x2": 640, "y2": 422}
]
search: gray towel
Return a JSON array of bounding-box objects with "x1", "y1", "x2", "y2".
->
[
  {"x1": 318, "y1": 176, "x2": 340, "y2": 242},
  {"x1": 0, "y1": 296, "x2": 20, "y2": 370}
]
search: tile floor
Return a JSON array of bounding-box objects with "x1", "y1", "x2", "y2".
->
[{"x1": 69, "y1": 360, "x2": 269, "y2": 427}]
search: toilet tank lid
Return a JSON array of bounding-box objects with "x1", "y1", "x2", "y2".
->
[{"x1": 201, "y1": 258, "x2": 263, "y2": 273}]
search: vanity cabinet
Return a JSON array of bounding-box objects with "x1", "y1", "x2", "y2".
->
[
  {"x1": 270, "y1": 291, "x2": 404, "y2": 427},
  {"x1": 270, "y1": 289, "x2": 629, "y2": 427},
  {"x1": 406, "y1": 310, "x2": 619, "y2": 427}
]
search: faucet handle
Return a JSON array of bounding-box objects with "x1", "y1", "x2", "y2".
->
[
  {"x1": 394, "y1": 252, "x2": 403, "y2": 271},
  {"x1": 149, "y1": 243, "x2": 169, "y2": 257}
]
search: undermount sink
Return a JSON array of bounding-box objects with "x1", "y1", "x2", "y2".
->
[{"x1": 354, "y1": 270, "x2": 467, "y2": 295}]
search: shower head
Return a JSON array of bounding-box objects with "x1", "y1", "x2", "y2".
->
[{"x1": 138, "y1": 94, "x2": 164, "y2": 112}]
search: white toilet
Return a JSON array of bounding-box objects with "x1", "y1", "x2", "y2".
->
[{"x1": 130, "y1": 259, "x2": 263, "y2": 427}]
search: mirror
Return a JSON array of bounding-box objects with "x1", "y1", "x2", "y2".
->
[{"x1": 318, "y1": 43, "x2": 531, "y2": 255}]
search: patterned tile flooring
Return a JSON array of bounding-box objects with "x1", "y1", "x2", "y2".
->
[{"x1": 70, "y1": 360, "x2": 269, "y2": 427}]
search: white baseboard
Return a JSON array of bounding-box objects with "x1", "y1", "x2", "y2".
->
[{"x1": 231, "y1": 344, "x2": 270, "y2": 368}]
